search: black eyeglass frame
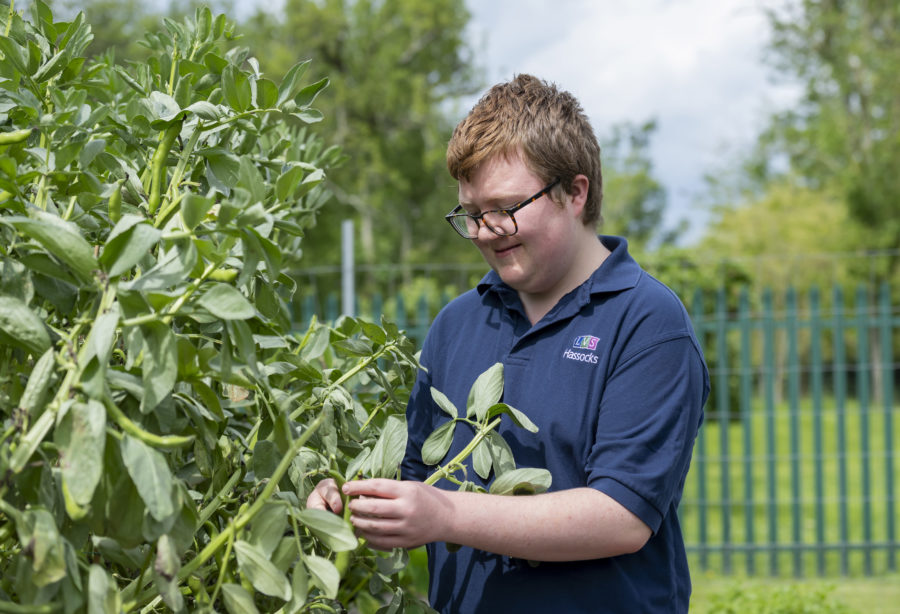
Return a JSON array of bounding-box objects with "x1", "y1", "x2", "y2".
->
[{"x1": 444, "y1": 178, "x2": 561, "y2": 239}]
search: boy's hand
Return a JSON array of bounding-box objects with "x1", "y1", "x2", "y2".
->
[
  {"x1": 306, "y1": 478, "x2": 344, "y2": 514},
  {"x1": 341, "y1": 479, "x2": 453, "y2": 550}
]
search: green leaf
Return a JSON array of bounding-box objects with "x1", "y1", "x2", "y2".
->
[
  {"x1": 486, "y1": 431, "x2": 516, "y2": 476},
  {"x1": 184, "y1": 100, "x2": 221, "y2": 120},
  {"x1": 201, "y1": 148, "x2": 241, "y2": 189},
  {"x1": 197, "y1": 283, "x2": 256, "y2": 320},
  {"x1": 141, "y1": 322, "x2": 177, "y2": 412},
  {"x1": 304, "y1": 554, "x2": 339, "y2": 600},
  {"x1": 294, "y1": 77, "x2": 329, "y2": 108},
  {"x1": 251, "y1": 439, "x2": 280, "y2": 480},
  {"x1": 85, "y1": 304, "x2": 119, "y2": 365},
  {"x1": 33, "y1": 47, "x2": 70, "y2": 82},
  {"x1": 5, "y1": 211, "x2": 98, "y2": 284},
  {"x1": 17, "y1": 509, "x2": 66, "y2": 586},
  {"x1": 0, "y1": 35, "x2": 29, "y2": 76},
  {"x1": 468, "y1": 362, "x2": 504, "y2": 421},
  {"x1": 0, "y1": 295, "x2": 51, "y2": 355},
  {"x1": 88, "y1": 564, "x2": 121, "y2": 614},
  {"x1": 100, "y1": 216, "x2": 161, "y2": 278},
  {"x1": 275, "y1": 165, "x2": 305, "y2": 202},
  {"x1": 250, "y1": 503, "x2": 288, "y2": 558},
  {"x1": 472, "y1": 439, "x2": 492, "y2": 480},
  {"x1": 360, "y1": 320, "x2": 387, "y2": 345},
  {"x1": 368, "y1": 414, "x2": 407, "y2": 479},
  {"x1": 488, "y1": 403, "x2": 539, "y2": 434},
  {"x1": 256, "y1": 78, "x2": 278, "y2": 109},
  {"x1": 429, "y1": 387, "x2": 458, "y2": 419},
  {"x1": 180, "y1": 193, "x2": 214, "y2": 229},
  {"x1": 222, "y1": 65, "x2": 251, "y2": 112},
  {"x1": 57, "y1": 400, "x2": 106, "y2": 507},
  {"x1": 147, "y1": 91, "x2": 182, "y2": 123},
  {"x1": 79, "y1": 138, "x2": 106, "y2": 168},
  {"x1": 297, "y1": 509, "x2": 357, "y2": 552},
  {"x1": 221, "y1": 583, "x2": 260, "y2": 614},
  {"x1": 153, "y1": 534, "x2": 184, "y2": 613},
  {"x1": 19, "y1": 348, "x2": 55, "y2": 418},
  {"x1": 287, "y1": 565, "x2": 309, "y2": 614},
  {"x1": 234, "y1": 540, "x2": 292, "y2": 600},
  {"x1": 488, "y1": 468, "x2": 552, "y2": 496},
  {"x1": 277, "y1": 59, "x2": 311, "y2": 106},
  {"x1": 120, "y1": 434, "x2": 175, "y2": 521},
  {"x1": 421, "y1": 419, "x2": 455, "y2": 466},
  {"x1": 9, "y1": 408, "x2": 55, "y2": 473}
]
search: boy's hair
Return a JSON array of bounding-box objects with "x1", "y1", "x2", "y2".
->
[{"x1": 447, "y1": 74, "x2": 603, "y2": 227}]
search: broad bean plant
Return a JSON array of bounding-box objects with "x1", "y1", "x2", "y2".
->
[{"x1": 0, "y1": 4, "x2": 548, "y2": 613}]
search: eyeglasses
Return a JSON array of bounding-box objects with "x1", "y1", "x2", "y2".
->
[{"x1": 444, "y1": 178, "x2": 560, "y2": 239}]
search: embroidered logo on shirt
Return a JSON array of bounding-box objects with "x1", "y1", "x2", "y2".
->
[
  {"x1": 564, "y1": 335, "x2": 600, "y2": 364},
  {"x1": 573, "y1": 335, "x2": 600, "y2": 351}
]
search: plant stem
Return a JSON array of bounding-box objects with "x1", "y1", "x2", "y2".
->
[
  {"x1": 208, "y1": 524, "x2": 234, "y2": 606},
  {"x1": 121, "y1": 258, "x2": 220, "y2": 328},
  {"x1": 167, "y1": 42, "x2": 178, "y2": 95},
  {"x1": 154, "y1": 122, "x2": 203, "y2": 229},
  {"x1": 198, "y1": 466, "x2": 243, "y2": 525},
  {"x1": 103, "y1": 396, "x2": 194, "y2": 448},
  {"x1": 0, "y1": 601, "x2": 61, "y2": 613},
  {"x1": 424, "y1": 417, "x2": 502, "y2": 487},
  {"x1": 127, "y1": 410, "x2": 330, "y2": 610},
  {"x1": 288, "y1": 342, "x2": 396, "y2": 422},
  {"x1": 4, "y1": 1, "x2": 13, "y2": 36}
]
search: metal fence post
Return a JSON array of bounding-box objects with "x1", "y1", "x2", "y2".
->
[{"x1": 342, "y1": 219, "x2": 355, "y2": 317}]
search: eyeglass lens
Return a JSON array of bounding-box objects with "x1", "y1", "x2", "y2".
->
[{"x1": 456, "y1": 211, "x2": 516, "y2": 238}]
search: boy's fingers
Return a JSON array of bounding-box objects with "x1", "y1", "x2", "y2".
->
[{"x1": 342, "y1": 478, "x2": 400, "y2": 498}]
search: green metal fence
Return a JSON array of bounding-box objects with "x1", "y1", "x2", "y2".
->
[
  {"x1": 297, "y1": 282, "x2": 899, "y2": 577},
  {"x1": 684, "y1": 283, "x2": 898, "y2": 578}
]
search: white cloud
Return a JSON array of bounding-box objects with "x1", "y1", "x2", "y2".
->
[{"x1": 463, "y1": 0, "x2": 801, "y2": 242}]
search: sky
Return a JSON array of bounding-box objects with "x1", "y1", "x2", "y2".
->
[
  {"x1": 460, "y1": 0, "x2": 801, "y2": 243},
  {"x1": 230, "y1": 0, "x2": 801, "y2": 244}
]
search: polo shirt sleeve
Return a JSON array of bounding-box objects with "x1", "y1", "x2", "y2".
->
[{"x1": 585, "y1": 334, "x2": 707, "y2": 533}]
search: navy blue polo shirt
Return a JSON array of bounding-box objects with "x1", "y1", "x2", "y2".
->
[{"x1": 401, "y1": 236, "x2": 708, "y2": 614}]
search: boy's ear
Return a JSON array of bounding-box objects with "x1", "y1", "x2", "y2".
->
[{"x1": 569, "y1": 174, "x2": 590, "y2": 219}]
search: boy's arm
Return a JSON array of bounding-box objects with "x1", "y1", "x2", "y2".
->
[{"x1": 308, "y1": 478, "x2": 651, "y2": 561}]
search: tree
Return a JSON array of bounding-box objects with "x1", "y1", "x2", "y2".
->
[
  {"x1": 697, "y1": 180, "x2": 862, "y2": 291},
  {"x1": 599, "y1": 120, "x2": 679, "y2": 251},
  {"x1": 763, "y1": 0, "x2": 900, "y2": 279},
  {"x1": 240, "y1": 0, "x2": 480, "y2": 269}
]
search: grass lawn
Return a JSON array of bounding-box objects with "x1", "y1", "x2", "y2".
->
[
  {"x1": 680, "y1": 395, "x2": 899, "y2": 577},
  {"x1": 690, "y1": 572, "x2": 900, "y2": 613}
]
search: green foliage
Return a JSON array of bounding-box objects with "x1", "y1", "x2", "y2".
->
[
  {"x1": 240, "y1": 0, "x2": 480, "y2": 269},
  {"x1": 761, "y1": 0, "x2": 900, "y2": 276},
  {"x1": 696, "y1": 181, "x2": 862, "y2": 291},
  {"x1": 701, "y1": 582, "x2": 857, "y2": 614},
  {"x1": 0, "y1": 3, "x2": 428, "y2": 612},
  {"x1": 0, "y1": 7, "x2": 551, "y2": 611},
  {"x1": 422, "y1": 363, "x2": 551, "y2": 495},
  {"x1": 600, "y1": 120, "x2": 678, "y2": 249}
]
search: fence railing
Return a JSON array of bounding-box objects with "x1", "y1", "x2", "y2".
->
[
  {"x1": 295, "y1": 281, "x2": 899, "y2": 578},
  {"x1": 684, "y1": 283, "x2": 898, "y2": 578}
]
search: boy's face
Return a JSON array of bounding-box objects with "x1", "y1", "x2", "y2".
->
[{"x1": 458, "y1": 153, "x2": 588, "y2": 302}]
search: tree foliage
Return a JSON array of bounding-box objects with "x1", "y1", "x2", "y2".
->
[
  {"x1": 762, "y1": 0, "x2": 900, "y2": 276},
  {"x1": 240, "y1": 0, "x2": 480, "y2": 268},
  {"x1": 600, "y1": 120, "x2": 678, "y2": 250}
]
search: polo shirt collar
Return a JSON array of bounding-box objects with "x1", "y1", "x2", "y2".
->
[{"x1": 476, "y1": 235, "x2": 642, "y2": 302}]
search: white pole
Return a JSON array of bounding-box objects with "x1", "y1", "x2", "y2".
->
[{"x1": 341, "y1": 219, "x2": 355, "y2": 317}]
